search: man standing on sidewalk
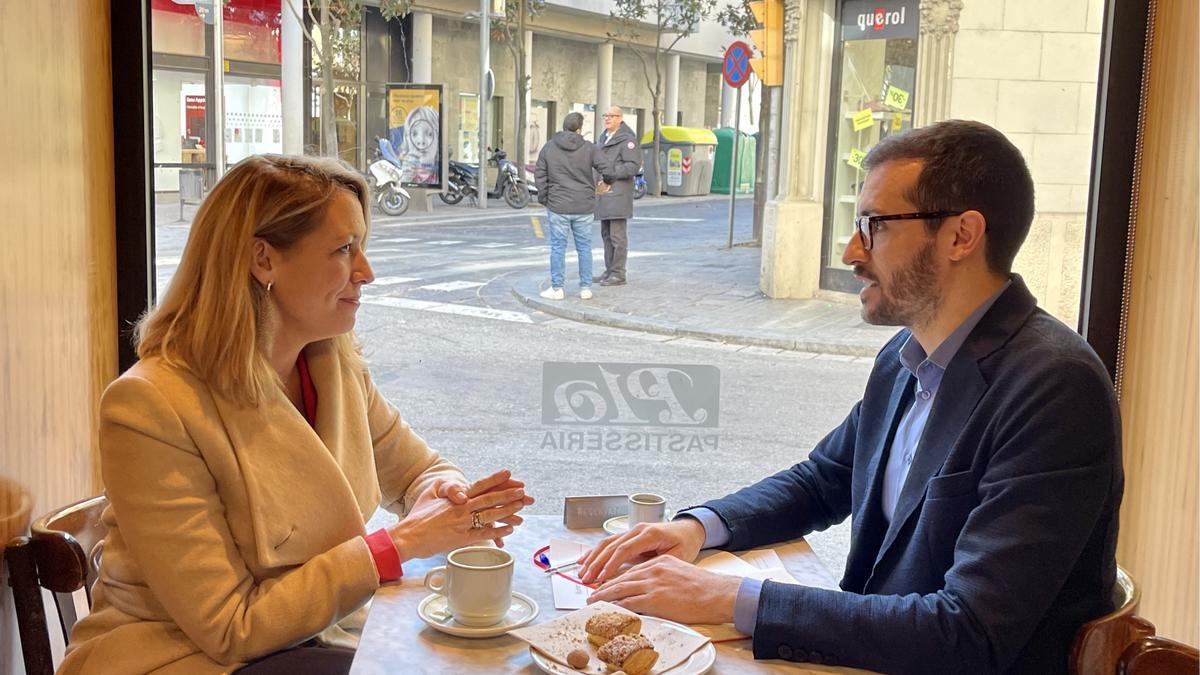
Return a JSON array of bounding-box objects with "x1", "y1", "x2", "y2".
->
[
  {"x1": 593, "y1": 106, "x2": 642, "y2": 286},
  {"x1": 534, "y1": 112, "x2": 614, "y2": 300}
]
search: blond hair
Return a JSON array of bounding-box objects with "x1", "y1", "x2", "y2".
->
[{"x1": 136, "y1": 154, "x2": 370, "y2": 405}]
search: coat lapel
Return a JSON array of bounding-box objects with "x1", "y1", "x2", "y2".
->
[
  {"x1": 846, "y1": 364, "x2": 914, "y2": 590},
  {"x1": 869, "y1": 277, "x2": 1039, "y2": 572},
  {"x1": 210, "y1": 344, "x2": 372, "y2": 568},
  {"x1": 872, "y1": 359, "x2": 988, "y2": 568}
]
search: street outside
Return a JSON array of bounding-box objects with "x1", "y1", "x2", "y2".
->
[{"x1": 152, "y1": 193, "x2": 894, "y2": 577}]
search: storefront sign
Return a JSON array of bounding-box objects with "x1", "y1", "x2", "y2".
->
[
  {"x1": 388, "y1": 84, "x2": 444, "y2": 191},
  {"x1": 841, "y1": 0, "x2": 919, "y2": 40},
  {"x1": 852, "y1": 108, "x2": 875, "y2": 131}
]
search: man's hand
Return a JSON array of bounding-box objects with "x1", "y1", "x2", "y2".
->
[
  {"x1": 587, "y1": 555, "x2": 741, "y2": 625},
  {"x1": 577, "y1": 519, "x2": 706, "y2": 584}
]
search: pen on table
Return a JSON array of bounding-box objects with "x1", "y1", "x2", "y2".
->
[{"x1": 543, "y1": 560, "x2": 581, "y2": 575}]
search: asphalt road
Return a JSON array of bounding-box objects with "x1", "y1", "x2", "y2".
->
[{"x1": 153, "y1": 194, "x2": 873, "y2": 576}]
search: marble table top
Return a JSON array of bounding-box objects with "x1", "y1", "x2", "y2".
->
[{"x1": 351, "y1": 514, "x2": 875, "y2": 674}]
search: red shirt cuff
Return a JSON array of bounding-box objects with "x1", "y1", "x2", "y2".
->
[{"x1": 364, "y1": 529, "x2": 403, "y2": 583}]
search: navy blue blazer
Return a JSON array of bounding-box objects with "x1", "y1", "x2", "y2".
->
[{"x1": 702, "y1": 277, "x2": 1123, "y2": 674}]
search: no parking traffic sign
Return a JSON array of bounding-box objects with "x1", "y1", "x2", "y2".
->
[{"x1": 723, "y1": 41, "x2": 752, "y2": 89}]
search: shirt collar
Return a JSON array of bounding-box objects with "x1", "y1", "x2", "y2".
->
[{"x1": 900, "y1": 278, "x2": 1013, "y2": 378}]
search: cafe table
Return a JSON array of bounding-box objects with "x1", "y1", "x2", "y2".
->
[{"x1": 350, "y1": 514, "x2": 877, "y2": 674}]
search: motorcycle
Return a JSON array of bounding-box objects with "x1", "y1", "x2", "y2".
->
[
  {"x1": 367, "y1": 137, "x2": 411, "y2": 217},
  {"x1": 446, "y1": 147, "x2": 530, "y2": 209},
  {"x1": 633, "y1": 167, "x2": 647, "y2": 200},
  {"x1": 439, "y1": 156, "x2": 474, "y2": 206}
]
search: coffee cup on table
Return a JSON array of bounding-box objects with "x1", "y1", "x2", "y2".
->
[
  {"x1": 628, "y1": 493, "x2": 667, "y2": 526},
  {"x1": 423, "y1": 546, "x2": 514, "y2": 627}
]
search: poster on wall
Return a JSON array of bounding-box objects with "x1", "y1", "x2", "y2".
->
[
  {"x1": 387, "y1": 84, "x2": 444, "y2": 191},
  {"x1": 459, "y1": 94, "x2": 479, "y2": 164}
]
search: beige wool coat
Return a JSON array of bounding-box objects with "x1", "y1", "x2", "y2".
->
[{"x1": 60, "y1": 340, "x2": 465, "y2": 674}]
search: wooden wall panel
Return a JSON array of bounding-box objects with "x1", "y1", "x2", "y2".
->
[
  {"x1": 1116, "y1": 0, "x2": 1199, "y2": 646},
  {"x1": 0, "y1": 1, "x2": 117, "y2": 670}
]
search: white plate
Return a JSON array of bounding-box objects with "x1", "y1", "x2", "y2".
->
[
  {"x1": 528, "y1": 615, "x2": 715, "y2": 675},
  {"x1": 417, "y1": 591, "x2": 539, "y2": 639},
  {"x1": 603, "y1": 512, "x2": 676, "y2": 535}
]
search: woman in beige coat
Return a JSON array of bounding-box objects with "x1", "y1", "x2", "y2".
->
[{"x1": 60, "y1": 155, "x2": 532, "y2": 674}]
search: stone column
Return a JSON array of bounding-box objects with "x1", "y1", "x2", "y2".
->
[
  {"x1": 412, "y1": 11, "x2": 433, "y2": 83},
  {"x1": 281, "y1": 0, "x2": 304, "y2": 154},
  {"x1": 664, "y1": 53, "x2": 680, "y2": 126},
  {"x1": 409, "y1": 11, "x2": 436, "y2": 212},
  {"x1": 760, "y1": 0, "x2": 836, "y2": 299},
  {"x1": 525, "y1": 29, "x2": 534, "y2": 162},
  {"x1": 914, "y1": 0, "x2": 963, "y2": 127},
  {"x1": 596, "y1": 42, "x2": 613, "y2": 139},
  {"x1": 720, "y1": 82, "x2": 736, "y2": 128}
]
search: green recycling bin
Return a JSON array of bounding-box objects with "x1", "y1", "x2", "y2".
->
[
  {"x1": 710, "y1": 127, "x2": 756, "y2": 194},
  {"x1": 640, "y1": 126, "x2": 718, "y2": 196}
]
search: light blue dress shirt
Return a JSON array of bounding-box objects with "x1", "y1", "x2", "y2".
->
[{"x1": 678, "y1": 280, "x2": 1012, "y2": 636}]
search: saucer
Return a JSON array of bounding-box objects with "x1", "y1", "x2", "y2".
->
[
  {"x1": 417, "y1": 591, "x2": 539, "y2": 638},
  {"x1": 603, "y1": 511, "x2": 676, "y2": 535}
]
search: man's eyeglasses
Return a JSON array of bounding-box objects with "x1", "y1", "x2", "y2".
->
[
  {"x1": 602, "y1": 114, "x2": 621, "y2": 118},
  {"x1": 852, "y1": 211, "x2": 964, "y2": 251}
]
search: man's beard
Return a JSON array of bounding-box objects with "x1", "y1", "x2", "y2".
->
[{"x1": 856, "y1": 238, "x2": 942, "y2": 328}]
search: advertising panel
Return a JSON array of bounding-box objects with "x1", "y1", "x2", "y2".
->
[{"x1": 387, "y1": 84, "x2": 444, "y2": 191}]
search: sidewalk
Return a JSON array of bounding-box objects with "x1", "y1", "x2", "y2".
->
[{"x1": 511, "y1": 244, "x2": 898, "y2": 357}]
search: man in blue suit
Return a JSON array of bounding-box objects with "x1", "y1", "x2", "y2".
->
[{"x1": 579, "y1": 120, "x2": 1123, "y2": 674}]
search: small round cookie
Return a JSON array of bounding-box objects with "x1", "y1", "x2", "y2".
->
[
  {"x1": 567, "y1": 649, "x2": 589, "y2": 669},
  {"x1": 585, "y1": 611, "x2": 642, "y2": 647},
  {"x1": 597, "y1": 634, "x2": 658, "y2": 675}
]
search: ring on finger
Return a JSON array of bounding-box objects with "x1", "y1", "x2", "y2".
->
[{"x1": 470, "y1": 511, "x2": 485, "y2": 529}]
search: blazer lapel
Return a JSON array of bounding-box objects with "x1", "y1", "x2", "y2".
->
[
  {"x1": 211, "y1": 355, "x2": 368, "y2": 568},
  {"x1": 871, "y1": 354, "x2": 989, "y2": 573},
  {"x1": 846, "y1": 366, "x2": 914, "y2": 590}
]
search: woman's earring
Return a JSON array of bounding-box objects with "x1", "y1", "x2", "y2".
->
[{"x1": 266, "y1": 281, "x2": 273, "y2": 293}]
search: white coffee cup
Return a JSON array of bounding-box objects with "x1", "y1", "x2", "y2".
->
[
  {"x1": 423, "y1": 546, "x2": 515, "y2": 627},
  {"x1": 628, "y1": 493, "x2": 667, "y2": 526}
]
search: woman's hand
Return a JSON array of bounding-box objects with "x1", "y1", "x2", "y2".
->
[{"x1": 389, "y1": 474, "x2": 532, "y2": 561}]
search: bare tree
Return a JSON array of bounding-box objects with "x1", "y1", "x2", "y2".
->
[
  {"x1": 608, "y1": 0, "x2": 713, "y2": 196},
  {"x1": 492, "y1": 1, "x2": 547, "y2": 171},
  {"x1": 284, "y1": 0, "x2": 414, "y2": 159}
]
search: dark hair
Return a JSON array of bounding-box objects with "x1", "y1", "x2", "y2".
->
[
  {"x1": 862, "y1": 119, "x2": 1035, "y2": 274},
  {"x1": 563, "y1": 112, "x2": 584, "y2": 133}
]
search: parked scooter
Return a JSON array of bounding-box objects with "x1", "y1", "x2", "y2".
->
[
  {"x1": 367, "y1": 137, "x2": 411, "y2": 216},
  {"x1": 447, "y1": 147, "x2": 530, "y2": 209},
  {"x1": 440, "y1": 156, "x2": 474, "y2": 206}
]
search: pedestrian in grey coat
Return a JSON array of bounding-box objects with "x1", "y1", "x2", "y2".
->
[
  {"x1": 534, "y1": 112, "x2": 615, "y2": 300},
  {"x1": 593, "y1": 106, "x2": 642, "y2": 286}
]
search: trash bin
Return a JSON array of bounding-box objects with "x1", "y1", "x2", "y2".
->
[
  {"x1": 640, "y1": 126, "x2": 718, "y2": 197},
  {"x1": 710, "y1": 128, "x2": 756, "y2": 194}
]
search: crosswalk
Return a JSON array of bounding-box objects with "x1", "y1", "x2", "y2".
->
[{"x1": 357, "y1": 234, "x2": 666, "y2": 326}]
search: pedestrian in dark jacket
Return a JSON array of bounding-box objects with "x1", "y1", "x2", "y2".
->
[
  {"x1": 593, "y1": 106, "x2": 642, "y2": 286},
  {"x1": 534, "y1": 112, "x2": 614, "y2": 300}
]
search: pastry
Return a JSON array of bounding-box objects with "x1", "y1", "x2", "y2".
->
[
  {"x1": 596, "y1": 634, "x2": 658, "y2": 675},
  {"x1": 584, "y1": 611, "x2": 641, "y2": 647}
]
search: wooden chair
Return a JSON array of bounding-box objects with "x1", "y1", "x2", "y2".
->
[
  {"x1": 1118, "y1": 636, "x2": 1200, "y2": 674},
  {"x1": 5, "y1": 494, "x2": 108, "y2": 675},
  {"x1": 1070, "y1": 566, "x2": 1200, "y2": 675}
]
